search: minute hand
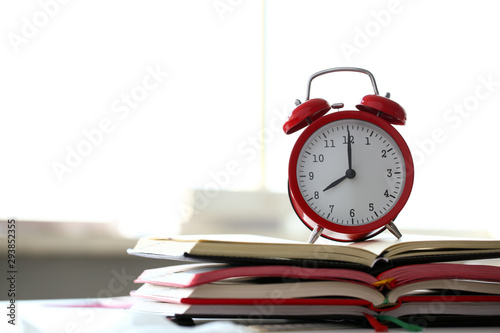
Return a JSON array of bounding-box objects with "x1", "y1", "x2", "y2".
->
[{"x1": 347, "y1": 127, "x2": 352, "y2": 170}]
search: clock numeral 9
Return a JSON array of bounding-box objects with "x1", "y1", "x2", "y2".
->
[
  {"x1": 313, "y1": 154, "x2": 324, "y2": 162},
  {"x1": 309, "y1": 172, "x2": 314, "y2": 180}
]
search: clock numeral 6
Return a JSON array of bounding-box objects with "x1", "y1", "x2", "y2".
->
[{"x1": 350, "y1": 209, "x2": 355, "y2": 217}]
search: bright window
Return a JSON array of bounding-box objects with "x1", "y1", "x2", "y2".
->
[{"x1": 1, "y1": 1, "x2": 500, "y2": 239}]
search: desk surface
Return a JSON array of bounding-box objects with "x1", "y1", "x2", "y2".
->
[{"x1": 2, "y1": 298, "x2": 500, "y2": 333}]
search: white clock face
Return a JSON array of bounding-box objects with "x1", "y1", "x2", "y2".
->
[{"x1": 296, "y1": 118, "x2": 406, "y2": 226}]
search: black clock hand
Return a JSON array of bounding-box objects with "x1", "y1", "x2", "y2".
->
[
  {"x1": 323, "y1": 167, "x2": 356, "y2": 192},
  {"x1": 347, "y1": 127, "x2": 352, "y2": 170},
  {"x1": 323, "y1": 174, "x2": 348, "y2": 192},
  {"x1": 324, "y1": 127, "x2": 357, "y2": 193}
]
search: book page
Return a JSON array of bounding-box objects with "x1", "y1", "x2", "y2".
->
[
  {"x1": 348, "y1": 233, "x2": 500, "y2": 258},
  {"x1": 149, "y1": 234, "x2": 305, "y2": 244}
]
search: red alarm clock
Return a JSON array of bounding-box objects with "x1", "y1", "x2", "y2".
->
[{"x1": 284, "y1": 68, "x2": 414, "y2": 243}]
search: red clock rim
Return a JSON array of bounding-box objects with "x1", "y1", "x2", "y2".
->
[{"x1": 288, "y1": 110, "x2": 414, "y2": 239}]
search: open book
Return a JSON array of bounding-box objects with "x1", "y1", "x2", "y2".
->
[
  {"x1": 131, "y1": 264, "x2": 500, "y2": 308},
  {"x1": 133, "y1": 262, "x2": 500, "y2": 289},
  {"x1": 128, "y1": 234, "x2": 500, "y2": 328},
  {"x1": 130, "y1": 300, "x2": 500, "y2": 325},
  {"x1": 131, "y1": 261, "x2": 500, "y2": 307},
  {"x1": 127, "y1": 234, "x2": 500, "y2": 272}
]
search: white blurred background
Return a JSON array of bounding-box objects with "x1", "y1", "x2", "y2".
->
[{"x1": 1, "y1": 0, "x2": 500, "y2": 240}]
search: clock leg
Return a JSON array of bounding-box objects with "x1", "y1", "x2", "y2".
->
[
  {"x1": 308, "y1": 225, "x2": 324, "y2": 244},
  {"x1": 386, "y1": 220, "x2": 402, "y2": 239}
]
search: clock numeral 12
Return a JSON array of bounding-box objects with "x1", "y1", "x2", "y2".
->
[{"x1": 343, "y1": 135, "x2": 354, "y2": 144}]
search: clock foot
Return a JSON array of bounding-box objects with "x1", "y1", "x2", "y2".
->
[
  {"x1": 308, "y1": 225, "x2": 324, "y2": 244},
  {"x1": 386, "y1": 221, "x2": 402, "y2": 239}
]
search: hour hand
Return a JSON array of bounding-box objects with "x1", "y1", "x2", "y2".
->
[
  {"x1": 323, "y1": 174, "x2": 348, "y2": 192},
  {"x1": 323, "y1": 167, "x2": 356, "y2": 192}
]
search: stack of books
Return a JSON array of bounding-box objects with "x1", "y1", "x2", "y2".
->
[{"x1": 127, "y1": 234, "x2": 500, "y2": 330}]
